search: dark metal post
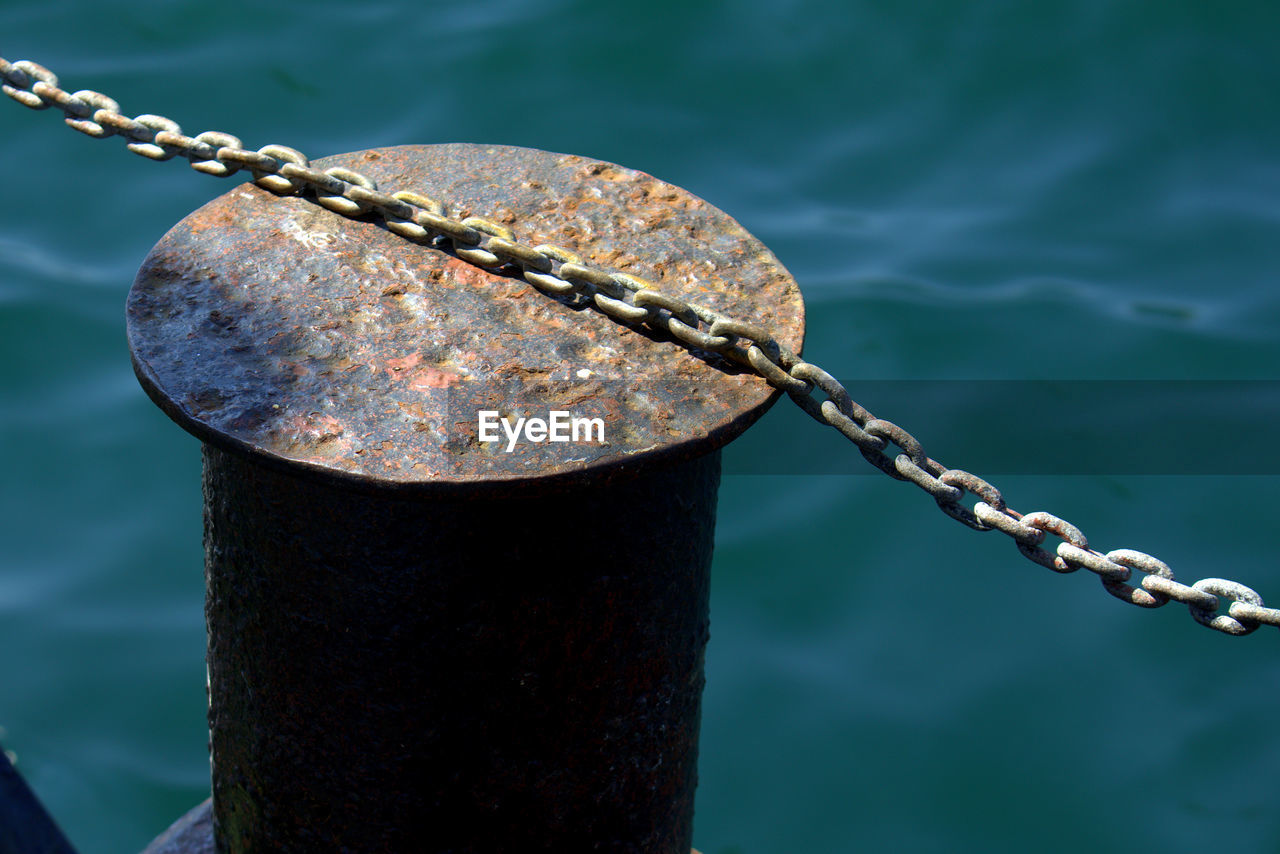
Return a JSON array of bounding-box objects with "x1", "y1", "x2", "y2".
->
[
  {"x1": 129, "y1": 144, "x2": 804, "y2": 853},
  {"x1": 201, "y1": 445, "x2": 716, "y2": 852}
]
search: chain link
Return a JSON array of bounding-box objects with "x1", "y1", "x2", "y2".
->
[{"x1": 4, "y1": 56, "x2": 1275, "y2": 636}]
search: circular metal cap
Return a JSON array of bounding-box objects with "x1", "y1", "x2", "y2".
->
[{"x1": 127, "y1": 144, "x2": 805, "y2": 493}]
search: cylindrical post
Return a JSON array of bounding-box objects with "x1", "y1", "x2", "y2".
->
[
  {"x1": 203, "y1": 445, "x2": 716, "y2": 851},
  {"x1": 129, "y1": 144, "x2": 805, "y2": 853}
]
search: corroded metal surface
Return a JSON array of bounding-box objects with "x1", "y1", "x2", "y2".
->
[
  {"x1": 127, "y1": 143, "x2": 804, "y2": 491},
  {"x1": 202, "y1": 445, "x2": 716, "y2": 853}
]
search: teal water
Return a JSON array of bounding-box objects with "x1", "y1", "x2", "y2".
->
[{"x1": 3, "y1": 3, "x2": 1280, "y2": 852}]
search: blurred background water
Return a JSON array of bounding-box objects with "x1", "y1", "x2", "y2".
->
[{"x1": 3, "y1": 2, "x2": 1279, "y2": 852}]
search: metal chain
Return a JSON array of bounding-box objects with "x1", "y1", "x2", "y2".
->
[{"x1": 4, "y1": 56, "x2": 1276, "y2": 636}]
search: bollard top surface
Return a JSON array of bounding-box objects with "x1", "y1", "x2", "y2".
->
[{"x1": 127, "y1": 144, "x2": 804, "y2": 493}]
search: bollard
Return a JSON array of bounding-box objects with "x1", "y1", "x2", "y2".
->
[{"x1": 127, "y1": 144, "x2": 805, "y2": 853}]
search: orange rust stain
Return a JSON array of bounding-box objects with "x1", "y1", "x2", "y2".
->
[
  {"x1": 287, "y1": 413, "x2": 344, "y2": 438},
  {"x1": 385, "y1": 352, "x2": 423, "y2": 374},
  {"x1": 442, "y1": 256, "x2": 499, "y2": 288},
  {"x1": 579, "y1": 162, "x2": 633, "y2": 182},
  {"x1": 385, "y1": 352, "x2": 456, "y2": 388},
  {"x1": 409, "y1": 368, "x2": 457, "y2": 390}
]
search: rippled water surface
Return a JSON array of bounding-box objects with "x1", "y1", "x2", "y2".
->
[{"x1": 3, "y1": 3, "x2": 1279, "y2": 852}]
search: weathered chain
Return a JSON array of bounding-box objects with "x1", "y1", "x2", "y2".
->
[{"x1": 4, "y1": 56, "x2": 1276, "y2": 636}]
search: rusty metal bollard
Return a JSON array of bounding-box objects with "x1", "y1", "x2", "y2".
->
[{"x1": 128, "y1": 144, "x2": 804, "y2": 853}]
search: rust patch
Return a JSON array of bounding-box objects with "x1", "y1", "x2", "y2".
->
[{"x1": 127, "y1": 143, "x2": 805, "y2": 492}]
